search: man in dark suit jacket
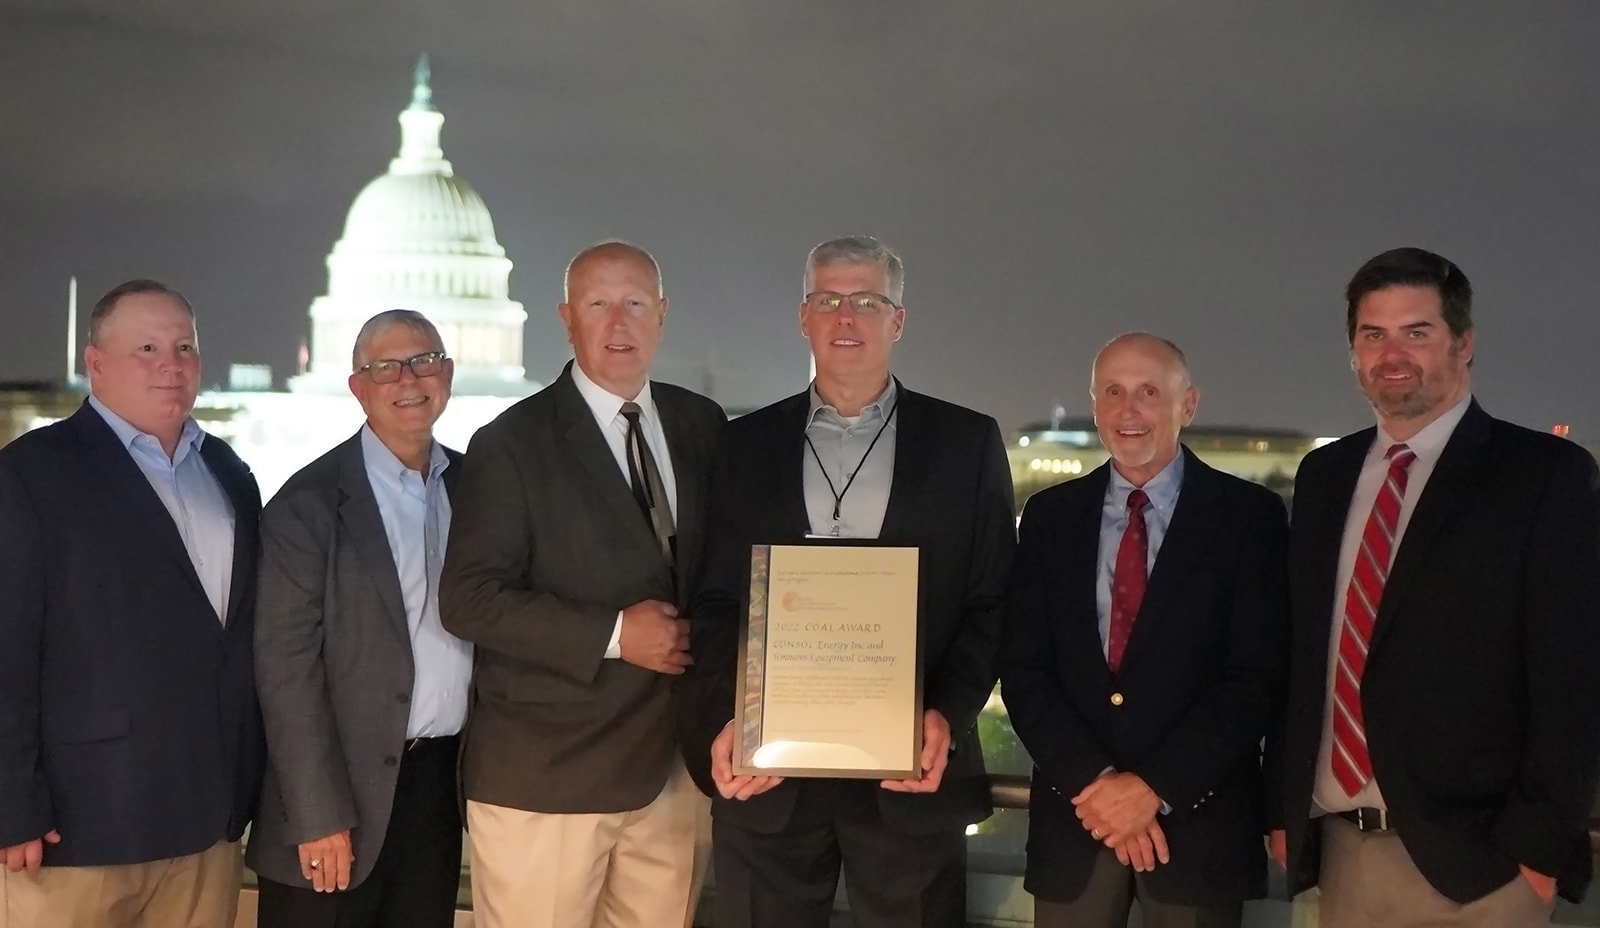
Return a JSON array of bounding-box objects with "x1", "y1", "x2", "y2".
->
[
  {"x1": 249, "y1": 310, "x2": 472, "y2": 928},
  {"x1": 680, "y1": 236, "x2": 1016, "y2": 928},
  {"x1": 0, "y1": 280, "x2": 263, "y2": 928},
  {"x1": 440, "y1": 242, "x2": 724, "y2": 928},
  {"x1": 1000, "y1": 333, "x2": 1288, "y2": 928},
  {"x1": 1266, "y1": 247, "x2": 1600, "y2": 928}
]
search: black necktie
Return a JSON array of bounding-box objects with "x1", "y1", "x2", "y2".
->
[{"x1": 620, "y1": 402, "x2": 676, "y2": 565}]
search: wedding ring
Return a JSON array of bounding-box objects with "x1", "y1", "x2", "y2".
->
[
  {"x1": 309, "y1": 858, "x2": 323, "y2": 870},
  {"x1": 1091, "y1": 829, "x2": 1102, "y2": 840}
]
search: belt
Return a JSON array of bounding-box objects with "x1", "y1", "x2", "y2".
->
[{"x1": 1332, "y1": 807, "x2": 1394, "y2": 832}]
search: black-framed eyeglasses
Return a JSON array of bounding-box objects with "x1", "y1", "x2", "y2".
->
[
  {"x1": 358, "y1": 351, "x2": 448, "y2": 384},
  {"x1": 803, "y1": 291, "x2": 900, "y2": 315}
]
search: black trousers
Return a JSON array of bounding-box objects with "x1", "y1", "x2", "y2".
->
[
  {"x1": 256, "y1": 736, "x2": 463, "y2": 928},
  {"x1": 1032, "y1": 846, "x2": 1243, "y2": 928},
  {"x1": 712, "y1": 781, "x2": 967, "y2": 928}
]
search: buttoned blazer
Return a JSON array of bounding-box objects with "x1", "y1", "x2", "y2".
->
[
  {"x1": 1000, "y1": 447, "x2": 1289, "y2": 904},
  {"x1": 0, "y1": 402, "x2": 264, "y2": 866}
]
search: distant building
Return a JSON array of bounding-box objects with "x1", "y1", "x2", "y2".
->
[
  {"x1": 1, "y1": 58, "x2": 540, "y2": 499},
  {"x1": 1008, "y1": 418, "x2": 1315, "y2": 508}
]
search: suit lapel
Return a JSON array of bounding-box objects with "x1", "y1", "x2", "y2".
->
[
  {"x1": 1311, "y1": 430, "x2": 1373, "y2": 638},
  {"x1": 1062, "y1": 464, "x2": 1115, "y2": 686},
  {"x1": 774, "y1": 392, "x2": 813, "y2": 536},
  {"x1": 197, "y1": 434, "x2": 258, "y2": 628},
  {"x1": 336, "y1": 432, "x2": 409, "y2": 640},
  {"x1": 552, "y1": 365, "x2": 668, "y2": 558},
  {"x1": 1370, "y1": 402, "x2": 1490, "y2": 654},
  {"x1": 656, "y1": 389, "x2": 704, "y2": 592},
  {"x1": 1122, "y1": 448, "x2": 1224, "y2": 669},
  {"x1": 878, "y1": 381, "x2": 930, "y2": 542},
  {"x1": 70, "y1": 404, "x2": 210, "y2": 604}
]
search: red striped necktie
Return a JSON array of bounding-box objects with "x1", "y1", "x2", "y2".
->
[{"x1": 1330, "y1": 443, "x2": 1417, "y2": 797}]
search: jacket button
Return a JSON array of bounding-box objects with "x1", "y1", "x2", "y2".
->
[
  {"x1": 397, "y1": 692, "x2": 410, "y2": 704},
  {"x1": 1110, "y1": 693, "x2": 1124, "y2": 707},
  {"x1": 383, "y1": 756, "x2": 398, "y2": 767}
]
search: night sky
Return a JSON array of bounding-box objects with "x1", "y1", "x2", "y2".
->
[{"x1": 3, "y1": 2, "x2": 1597, "y2": 438}]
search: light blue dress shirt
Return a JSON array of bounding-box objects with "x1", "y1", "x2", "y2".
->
[
  {"x1": 1095, "y1": 452, "x2": 1185, "y2": 657},
  {"x1": 88, "y1": 395, "x2": 235, "y2": 623},
  {"x1": 361, "y1": 425, "x2": 474, "y2": 739}
]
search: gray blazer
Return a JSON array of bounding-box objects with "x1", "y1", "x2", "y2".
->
[
  {"x1": 246, "y1": 431, "x2": 463, "y2": 889},
  {"x1": 440, "y1": 363, "x2": 725, "y2": 815}
]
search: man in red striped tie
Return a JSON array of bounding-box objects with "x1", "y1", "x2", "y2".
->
[{"x1": 1266, "y1": 247, "x2": 1600, "y2": 927}]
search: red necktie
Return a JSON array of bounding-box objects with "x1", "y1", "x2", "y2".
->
[
  {"x1": 1331, "y1": 443, "x2": 1417, "y2": 797},
  {"x1": 1106, "y1": 488, "x2": 1149, "y2": 673}
]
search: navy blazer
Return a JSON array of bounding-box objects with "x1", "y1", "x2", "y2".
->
[
  {"x1": 1000, "y1": 449, "x2": 1289, "y2": 905},
  {"x1": 0, "y1": 401, "x2": 265, "y2": 866},
  {"x1": 1267, "y1": 401, "x2": 1600, "y2": 904}
]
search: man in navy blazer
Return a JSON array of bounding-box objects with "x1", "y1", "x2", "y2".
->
[
  {"x1": 1001, "y1": 334, "x2": 1288, "y2": 928},
  {"x1": 0, "y1": 280, "x2": 264, "y2": 928}
]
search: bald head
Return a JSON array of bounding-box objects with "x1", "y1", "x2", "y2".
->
[
  {"x1": 1090, "y1": 332, "x2": 1191, "y2": 391},
  {"x1": 1090, "y1": 332, "x2": 1198, "y2": 486},
  {"x1": 563, "y1": 241, "x2": 664, "y2": 302}
]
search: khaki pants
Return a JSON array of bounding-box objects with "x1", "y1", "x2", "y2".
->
[
  {"x1": 466, "y1": 761, "x2": 708, "y2": 928},
  {"x1": 1, "y1": 839, "x2": 241, "y2": 928},
  {"x1": 1319, "y1": 816, "x2": 1554, "y2": 928}
]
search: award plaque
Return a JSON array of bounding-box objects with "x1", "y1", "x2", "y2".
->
[{"x1": 733, "y1": 542, "x2": 922, "y2": 778}]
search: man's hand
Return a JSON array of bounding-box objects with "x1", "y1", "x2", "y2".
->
[
  {"x1": 711, "y1": 721, "x2": 784, "y2": 800},
  {"x1": 299, "y1": 829, "x2": 354, "y2": 893},
  {"x1": 619, "y1": 600, "x2": 691, "y2": 674},
  {"x1": 1072, "y1": 772, "x2": 1161, "y2": 839},
  {"x1": 881, "y1": 710, "x2": 953, "y2": 793},
  {"x1": 1107, "y1": 820, "x2": 1169, "y2": 872},
  {"x1": 1268, "y1": 829, "x2": 1287, "y2": 871},
  {"x1": 1520, "y1": 864, "x2": 1557, "y2": 906},
  {"x1": 1, "y1": 830, "x2": 60, "y2": 875}
]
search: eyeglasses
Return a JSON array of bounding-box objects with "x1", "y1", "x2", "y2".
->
[
  {"x1": 358, "y1": 351, "x2": 448, "y2": 384},
  {"x1": 803, "y1": 291, "x2": 900, "y2": 315}
]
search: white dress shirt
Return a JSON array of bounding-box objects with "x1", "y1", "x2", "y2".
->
[
  {"x1": 570, "y1": 363, "x2": 680, "y2": 659},
  {"x1": 1314, "y1": 393, "x2": 1472, "y2": 814}
]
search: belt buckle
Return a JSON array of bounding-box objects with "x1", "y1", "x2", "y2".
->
[{"x1": 1355, "y1": 807, "x2": 1389, "y2": 831}]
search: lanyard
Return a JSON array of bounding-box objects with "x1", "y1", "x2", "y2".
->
[{"x1": 804, "y1": 399, "x2": 898, "y2": 536}]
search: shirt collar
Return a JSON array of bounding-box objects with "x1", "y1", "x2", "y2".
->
[
  {"x1": 1375, "y1": 393, "x2": 1472, "y2": 464},
  {"x1": 572, "y1": 361, "x2": 657, "y2": 427},
  {"x1": 360, "y1": 423, "x2": 448, "y2": 482},
  {"x1": 88, "y1": 394, "x2": 205, "y2": 460},
  {"x1": 807, "y1": 377, "x2": 898, "y2": 427},
  {"x1": 1106, "y1": 448, "x2": 1185, "y2": 513}
]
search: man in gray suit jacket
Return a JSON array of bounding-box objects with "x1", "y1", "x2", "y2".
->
[
  {"x1": 441, "y1": 242, "x2": 725, "y2": 928},
  {"x1": 249, "y1": 310, "x2": 472, "y2": 928}
]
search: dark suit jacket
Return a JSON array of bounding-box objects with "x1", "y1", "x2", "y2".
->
[
  {"x1": 440, "y1": 363, "x2": 725, "y2": 814},
  {"x1": 680, "y1": 384, "x2": 1016, "y2": 836},
  {"x1": 247, "y1": 431, "x2": 462, "y2": 889},
  {"x1": 999, "y1": 448, "x2": 1289, "y2": 905},
  {"x1": 0, "y1": 401, "x2": 264, "y2": 866},
  {"x1": 1267, "y1": 400, "x2": 1600, "y2": 903}
]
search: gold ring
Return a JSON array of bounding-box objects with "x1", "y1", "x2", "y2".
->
[
  {"x1": 309, "y1": 859, "x2": 323, "y2": 871},
  {"x1": 1091, "y1": 829, "x2": 1102, "y2": 840}
]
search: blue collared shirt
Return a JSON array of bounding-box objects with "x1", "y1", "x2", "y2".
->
[
  {"x1": 88, "y1": 395, "x2": 235, "y2": 623},
  {"x1": 1095, "y1": 452, "x2": 1185, "y2": 656},
  {"x1": 361, "y1": 425, "x2": 474, "y2": 739}
]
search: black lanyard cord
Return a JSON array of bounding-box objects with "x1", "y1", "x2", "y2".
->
[{"x1": 804, "y1": 400, "x2": 899, "y2": 526}]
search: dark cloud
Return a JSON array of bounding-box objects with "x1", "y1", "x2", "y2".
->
[{"x1": 2, "y1": 1, "x2": 1597, "y2": 437}]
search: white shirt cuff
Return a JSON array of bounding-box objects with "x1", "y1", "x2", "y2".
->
[{"x1": 604, "y1": 610, "x2": 623, "y2": 659}]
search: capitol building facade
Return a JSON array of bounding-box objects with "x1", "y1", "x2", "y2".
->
[{"x1": 197, "y1": 58, "x2": 539, "y2": 499}]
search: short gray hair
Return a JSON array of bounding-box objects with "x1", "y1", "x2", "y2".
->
[
  {"x1": 563, "y1": 240, "x2": 665, "y2": 301},
  {"x1": 804, "y1": 236, "x2": 905, "y2": 304},
  {"x1": 351, "y1": 309, "x2": 445, "y2": 370}
]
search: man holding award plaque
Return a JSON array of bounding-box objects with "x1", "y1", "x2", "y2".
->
[
  {"x1": 679, "y1": 236, "x2": 1017, "y2": 928},
  {"x1": 999, "y1": 334, "x2": 1289, "y2": 928}
]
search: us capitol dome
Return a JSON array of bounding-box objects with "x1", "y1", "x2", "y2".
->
[{"x1": 291, "y1": 55, "x2": 537, "y2": 397}]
